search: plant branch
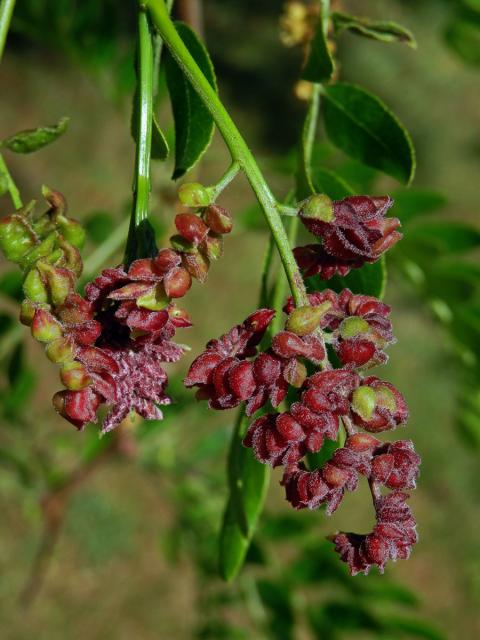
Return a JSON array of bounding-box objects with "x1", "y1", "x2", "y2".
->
[
  {"x1": 206, "y1": 160, "x2": 240, "y2": 201},
  {"x1": 124, "y1": 9, "x2": 157, "y2": 266},
  {"x1": 142, "y1": 0, "x2": 307, "y2": 307},
  {"x1": 0, "y1": 0, "x2": 16, "y2": 62}
]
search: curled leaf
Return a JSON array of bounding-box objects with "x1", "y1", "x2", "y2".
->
[{"x1": 1, "y1": 117, "x2": 69, "y2": 154}]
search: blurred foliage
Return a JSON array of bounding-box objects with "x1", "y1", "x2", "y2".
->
[{"x1": 0, "y1": 0, "x2": 479, "y2": 638}]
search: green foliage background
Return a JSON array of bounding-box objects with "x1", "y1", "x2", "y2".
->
[{"x1": 0, "y1": 0, "x2": 479, "y2": 638}]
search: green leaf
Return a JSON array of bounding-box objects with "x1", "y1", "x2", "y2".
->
[
  {"x1": 444, "y1": 16, "x2": 480, "y2": 67},
  {"x1": 2, "y1": 343, "x2": 37, "y2": 419},
  {"x1": 0, "y1": 270, "x2": 23, "y2": 302},
  {"x1": 0, "y1": 117, "x2": 69, "y2": 154},
  {"x1": 320, "y1": 83, "x2": 415, "y2": 184},
  {"x1": 302, "y1": 18, "x2": 335, "y2": 83},
  {"x1": 359, "y1": 579, "x2": 419, "y2": 606},
  {"x1": 379, "y1": 614, "x2": 445, "y2": 640},
  {"x1": 165, "y1": 22, "x2": 217, "y2": 179},
  {"x1": 219, "y1": 413, "x2": 270, "y2": 581},
  {"x1": 311, "y1": 167, "x2": 355, "y2": 200},
  {"x1": 308, "y1": 256, "x2": 387, "y2": 299},
  {"x1": 332, "y1": 11, "x2": 416, "y2": 48},
  {"x1": 151, "y1": 113, "x2": 169, "y2": 160},
  {"x1": 457, "y1": 386, "x2": 480, "y2": 448},
  {"x1": 256, "y1": 579, "x2": 295, "y2": 640},
  {"x1": 84, "y1": 211, "x2": 116, "y2": 245},
  {"x1": 391, "y1": 189, "x2": 447, "y2": 223},
  {"x1": 406, "y1": 221, "x2": 480, "y2": 254}
]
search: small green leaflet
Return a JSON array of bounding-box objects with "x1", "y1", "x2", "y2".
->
[
  {"x1": 0, "y1": 117, "x2": 69, "y2": 154},
  {"x1": 165, "y1": 22, "x2": 217, "y2": 179},
  {"x1": 219, "y1": 413, "x2": 270, "y2": 581},
  {"x1": 151, "y1": 113, "x2": 169, "y2": 160},
  {"x1": 302, "y1": 18, "x2": 334, "y2": 83},
  {"x1": 320, "y1": 83, "x2": 415, "y2": 185},
  {"x1": 332, "y1": 12, "x2": 416, "y2": 48}
]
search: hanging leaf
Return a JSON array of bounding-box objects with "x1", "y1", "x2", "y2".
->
[
  {"x1": 311, "y1": 167, "x2": 355, "y2": 200},
  {"x1": 302, "y1": 18, "x2": 335, "y2": 83},
  {"x1": 332, "y1": 12, "x2": 416, "y2": 48},
  {"x1": 320, "y1": 83, "x2": 415, "y2": 184},
  {"x1": 165, "y1": 22, "x2": 217, "y2": 179},
  {"x1": 0, "y1": 117, "x2": 69, "y2": 154},
  {"x1": 444, "y1": 15, "x2": 480, "y2": 67},
  {"x1": 219, "y1": 413, "x2": 270, "y2": 581}
]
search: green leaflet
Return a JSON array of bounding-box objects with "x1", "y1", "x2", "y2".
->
[
  {"x1": 0, "y1": 117, "x2": 69, "y2": 154},
  {"x1": 165, "y1": 22, "x2": 217, "y2": 179},
  {"x1": 391, "y1": 189, "x2": 447, "y2": 224},
  {"x1": 444, "y1": 12, "x2": 480, "y2": 67},
  {"x1": 307, "y1": 257, "x2": 387, "y2": 300},
  {"x1": 302, "y1": 18, "x2": 334, "y2": 83},
  {"x1": 311, "y1": 166, "x2": 355, "y2": 200},
  {"x1": 332, "y1": 11, "x2": 416, "y2": 48},
  {"x1": 219, "y1": 413, "x2": 270, "y2": 582},
  {"x1": 406, "y1": 221, "x2": 480, "y2": 254},
  {"x1": 320, "y1": 83, "x2": 415, "y2": 185}
]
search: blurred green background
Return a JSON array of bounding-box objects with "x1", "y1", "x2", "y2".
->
[{"x1": 0, "y1": 0, "x2": 479, "y2": 638}]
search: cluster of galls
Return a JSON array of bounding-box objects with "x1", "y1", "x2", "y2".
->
[
  {"x1": 186, "y1": 190, "x2": 420, "y2": 575},
  {"x1": 293, "y1": 194, "x2": 401, "y2": 279},
  {"x1": 0, "y1": 184, "x2": 233, "y2": 432}
]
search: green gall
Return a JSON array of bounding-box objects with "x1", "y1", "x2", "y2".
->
[
  {"x1": 339, "y1": 316, "x2": 370, "y2": 339},
  {"x1": 60, "y1": 361, "x2": 92, "y2": 390},
  {"x1": 177, "y1": 182, "x2": 210, "y2": 208},
  {"x1": 351, "y1": 386, "x2": 377, "y2": 421},
  {"x1": 300, "y1": 194, "x2": 334, "y2": 222},
  {"x1": 137, "y1": 284, "x2": 170, "y2": 311},
  {"x1": 23, "y1": 268, "x2": 48, "y2": 303},
  {"x1": 57, "y1": 215, "x2": 86, "y2": 249},
  {"x1": 31, "y1": 308, "x2": 62, "y2": 342},
  {"x1": 201, "y1": 233, "x2": 223, "y2": 261},
  {"x1": 22, "y1": 232, "x2": 57, "y2": 267},
  {"x1": 286, "y1": 302, "x2": 331, "y2": 336},
  {"x1": 45, "y1": 337, "x2": 76, "y2": 364},
  {"x1": 375, "y1": 385, "x2": 397, "y2": 413}
]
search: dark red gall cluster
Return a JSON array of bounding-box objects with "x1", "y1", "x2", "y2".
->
[
  {"x1": 285, "y1": 288, "x2": 395, "y2": 368},
  {"x1": 332, "y1": 490, "x2": 418, "y2": 575},
  {"x1": 243, "y1": 370, "x2": 408, "y2": 468},
  {"x1": 0, "y1": 187, "x2": 237, "y2": 432},
  {"x1": 295, "y1": 195, "x2": 401, "y2": 280},
  {"x1": 185, "y1": 309, "x2": 327, "y2": 416}
]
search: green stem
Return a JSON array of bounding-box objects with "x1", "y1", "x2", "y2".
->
[
  {"x1": 207, "y1": 160, "x2": 240, "y2": 202},
  {"x1": 142, "y1": 0, "x2": 307, "y2": 307},
  {"x1": 0, "y1": 152, "x2": 22, "y2": 209},
  {"x1": 0, "y1": 0, "x2": 16, "y2": 62},
  {"x1": 124, "y1": 10, "x2": 157, "y2": 266}
]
